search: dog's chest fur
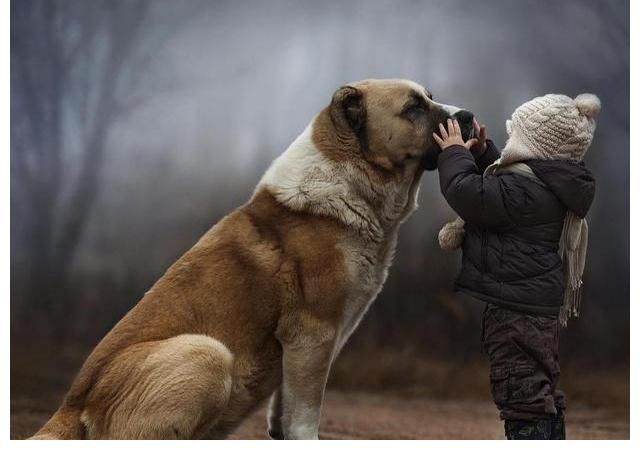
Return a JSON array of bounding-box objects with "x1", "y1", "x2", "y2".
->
[
  {"x1": 334, "y1": 232, "x2": 397, "y2": 351},
  {"x1": 258, "y1": 123, "x2": 421, "y2": 352}
]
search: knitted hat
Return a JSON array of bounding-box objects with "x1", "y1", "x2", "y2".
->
[{"x1": 503, "y1": 93, "x2": 601, "y2": 163}]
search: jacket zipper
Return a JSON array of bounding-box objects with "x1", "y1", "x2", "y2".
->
[{"x1": 481, "y1": 230, "x2": 487, "y2": 273}]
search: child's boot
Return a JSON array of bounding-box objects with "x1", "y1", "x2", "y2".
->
[
  {"x1": 504, "y1": 419, "x2": 564, "y2": 440},
  {"x1": 550, "y1": 415, "x2": 566, "y2": 440}
]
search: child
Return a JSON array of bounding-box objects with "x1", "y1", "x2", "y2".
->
[{"x1": 432, "y1": 94, "x2": 600, "y2": 440}]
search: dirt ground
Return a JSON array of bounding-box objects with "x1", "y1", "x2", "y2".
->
[
  {"x1": 11, "y1": 387, "x2": 629, "y2": 440},
  {"x1": 11, "y1": 389, "x2": 629, "y2": 440},
  {"x1": 10, "y1": 346, "x2": 629, "y2": 440}
]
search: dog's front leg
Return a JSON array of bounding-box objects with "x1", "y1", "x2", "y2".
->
[
  {"x1": 275, "y1": 313, "x2": 336, "y2": 440},
  {"x1": 267, "y1": 387, "x2": 284, "y2": 439},
  {"x1": 280, "y1": 341, "x2": 334, "y2": 439}
]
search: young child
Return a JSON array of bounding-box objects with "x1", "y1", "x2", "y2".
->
[{"x1": 432, "y1": 94, "x2": 600, "y2": 440}]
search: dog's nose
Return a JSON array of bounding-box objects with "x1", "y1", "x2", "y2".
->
[
  {"x1": 454, "y1": 110, "x2": 474, "y2": 125},
  {"x1": 452, "y1": 110, "x2": 475, "y2": 141}
]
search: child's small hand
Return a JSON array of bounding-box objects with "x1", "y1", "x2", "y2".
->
[
  {"x1": 432, "y1": 119, "x2": 478, "y2": 151},
  {"x1": 470, "y1": 118, "x2": 487, "y2": 156}
]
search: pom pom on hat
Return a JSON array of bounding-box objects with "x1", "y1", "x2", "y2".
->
[{"x1": 574, "y1": 93, "x2": 601, "y2": 119}]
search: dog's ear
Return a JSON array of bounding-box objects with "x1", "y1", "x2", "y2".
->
[{"x1": 330, "y1": 86, "x2": 367, "y2": 148}]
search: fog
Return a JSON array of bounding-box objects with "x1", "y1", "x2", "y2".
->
[{"x1": 11, "y1": 0, "x2": 629, "y2": 367}]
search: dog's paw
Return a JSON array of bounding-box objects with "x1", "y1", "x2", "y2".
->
[{"x1": 268, "y1": 429, "x2": 285, "y2": 440}]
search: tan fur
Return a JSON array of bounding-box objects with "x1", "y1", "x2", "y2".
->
[{"x1": 30, "y1": 79, "x2": 450, "y2": 440}]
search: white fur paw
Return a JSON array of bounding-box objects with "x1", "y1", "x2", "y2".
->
[{"x1": 438, "y1": 218, "x2": 465, "y2": 251}]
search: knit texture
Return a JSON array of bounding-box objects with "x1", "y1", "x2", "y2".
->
[{"x1": 502, "y1": 93, "x2": 600, "y2": 164}]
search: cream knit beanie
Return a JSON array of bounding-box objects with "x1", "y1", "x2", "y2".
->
[{"x1": 503, "y1": 93, "x2": 601, "y2": 163}]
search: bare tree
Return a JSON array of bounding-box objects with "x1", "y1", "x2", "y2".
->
[{"x1": 11, "y1": 0, "x2": 199, "y2": 335}]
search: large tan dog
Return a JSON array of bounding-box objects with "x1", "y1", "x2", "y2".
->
[{"x1": 31, "y1": 79, "x2": 469, "y2": 440}]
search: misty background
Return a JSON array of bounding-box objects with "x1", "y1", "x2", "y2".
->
[{"x1": 11, "y1": 0, "x2": 628, "y2": 398}]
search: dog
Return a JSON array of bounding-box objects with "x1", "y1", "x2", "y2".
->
[{"x1": 30, "y1": 79, "x2": 473, "y2": 439}]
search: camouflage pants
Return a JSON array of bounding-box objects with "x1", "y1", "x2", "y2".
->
[{"x1": 481, "y1": 304, "x2": 566, "y2": 421}]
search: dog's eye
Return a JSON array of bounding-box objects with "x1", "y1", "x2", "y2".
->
[
  {"x1": 401, "y1": 100, "x2": 429, "y2": 121},
  {"x1": 407, "y1": 103, "x2": 427, "y2": 115}
]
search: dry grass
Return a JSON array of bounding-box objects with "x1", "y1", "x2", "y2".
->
[{"x1": 332, "y1": 349, "x2": 628, "y2": 407}]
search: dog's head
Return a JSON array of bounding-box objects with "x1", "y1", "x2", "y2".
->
[{"x1": 326, "y1": 79, "x2": 474, "y2": 171}]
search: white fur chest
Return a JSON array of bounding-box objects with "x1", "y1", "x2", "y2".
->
[
  {"x1": 334, "y1": 172, "x2": 421, "y2": 353},
  {"x1": 334, "y1": 231, "x2": 399, "y2": 352},
  {"x1": 257, "y1": 122, "x2": 422, "y2": 355}
]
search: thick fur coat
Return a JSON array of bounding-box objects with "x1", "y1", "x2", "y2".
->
[{"x1": 31, "y1": 79, "x2": 456, "y2": 440}]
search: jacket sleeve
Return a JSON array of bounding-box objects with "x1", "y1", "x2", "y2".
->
[
  {"x1": 473, "y1": 139, "x2": 500, "y2": 173},
  {"x1": 437, "y1": 144, "x2": 511, "y2": 228}
]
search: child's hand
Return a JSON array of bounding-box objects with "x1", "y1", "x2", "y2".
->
[
  {"x1": 470, "y1": 118, "x2": 487, "y2": 156},
  {"x1": 432, "y1": 119, "x2": 478, "y2": 151}
]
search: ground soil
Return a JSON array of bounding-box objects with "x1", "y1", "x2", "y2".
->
[
  {"x1": 10, "y1": 346, "x2": 629, "y2": 440},
  {"x1": 11, "y1": 386, "x2": 629, "y2": 440}
]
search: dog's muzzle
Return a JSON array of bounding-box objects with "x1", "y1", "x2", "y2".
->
[
  {"x1": 422, "y1": 109, "x2": 475, "y2": 171},
  {"x1": 454, "y1": 109, "x2": 475, "y2": 141}
]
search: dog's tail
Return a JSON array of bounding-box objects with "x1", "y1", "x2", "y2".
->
[{"x1": 29, "y1": 405, "x2": 85, "y2": 440}]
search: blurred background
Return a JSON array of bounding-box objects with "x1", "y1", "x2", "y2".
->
[{"x1": 10, "y1": 0, "x2": 629, "y2": 439}]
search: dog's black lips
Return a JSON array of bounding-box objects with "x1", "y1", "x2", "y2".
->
[{"x1": 421, "y1": 148, "x2": 441, "y2": 170}]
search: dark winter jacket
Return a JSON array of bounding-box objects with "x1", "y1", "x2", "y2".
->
[{"x1": 437, "y1": 140, "x2": 596, "y2": 315}]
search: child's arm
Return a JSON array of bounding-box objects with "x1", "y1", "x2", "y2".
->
[
  {"x1": 474, "y1": 139, "x2": 500, "y2": 173},
  {"x1": 469, "y1": 118, "x2": 500, "y2": 173},
  {"x1": 433, "y1": 119, "x2": 510, "y2": 228}
]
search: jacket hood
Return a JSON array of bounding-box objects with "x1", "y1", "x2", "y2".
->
[{"x1": 526, "y1": 160, "x2": 595, "y2": 218}]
